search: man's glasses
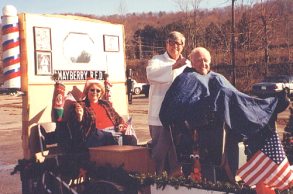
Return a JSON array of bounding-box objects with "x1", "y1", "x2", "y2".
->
[
  {"x1": 89, "y1": 89, "x2": 101, "y2": 93},
  {"x1": 168, "y1": 40, "x2": 183, "y2": 46}
]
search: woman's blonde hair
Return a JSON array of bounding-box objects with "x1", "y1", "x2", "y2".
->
[{"x1": 83, "y1": 79, "x2": 105, "y2": 98}]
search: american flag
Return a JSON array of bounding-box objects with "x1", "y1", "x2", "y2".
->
[
  {"x1": 124, "y1": 117, "x2": 138, "y2": 139},
  {"x1": 236, "y1": 132, "x2": 293, "y2": 191}
]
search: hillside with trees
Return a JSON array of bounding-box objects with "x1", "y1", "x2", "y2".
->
[
  {"x1": 0, "y1": 0, "x2": 292, "y2": 92},
  {"x1": 98, "y1": 0, "x2": 293, "y2": 92}
]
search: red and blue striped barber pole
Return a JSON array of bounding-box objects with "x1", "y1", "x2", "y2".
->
[{"x1": 1, "y1": 5, "x2": 21, "y2": 89}]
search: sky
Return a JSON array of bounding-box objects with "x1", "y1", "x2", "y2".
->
[{"x1": 0, "y1": 0, "x2": 253, "y2": 16}]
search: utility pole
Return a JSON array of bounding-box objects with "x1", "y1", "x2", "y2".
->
[
  {"x1": 231, "y1": 0, "x2": 236, "y2": 86},
  {"x1": 260, "y1": 0, "x2": 269, "y2": 77},
  {"x1": 138, "y1": 35, "x2": 142, "y2": 59}
]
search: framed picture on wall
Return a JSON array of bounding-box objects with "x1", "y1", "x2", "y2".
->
[
  {"x1": 34, "y1": 27, "x2": 52, "y2": 51},
  {"x1": 103, "y1": 35, "x2": 119, "y2": 52},
  {"x1": 35, "y1": 51, "x2": 52, "y2": 75}
]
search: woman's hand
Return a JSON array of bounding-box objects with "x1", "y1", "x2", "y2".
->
[
  {"x1": 118, "y1": 124, "x2": 127, "y2": 133},
  {"x1": 75, "y1": 103, "x2": 84, "y2": 122}
]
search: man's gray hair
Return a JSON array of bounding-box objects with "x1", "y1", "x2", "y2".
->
[
  {"x1": 189, "y1": 47, "x2": 211, "y2": 61},
  {"x1": 166, "y1": 31, "x2": 185, "y2": 45}
]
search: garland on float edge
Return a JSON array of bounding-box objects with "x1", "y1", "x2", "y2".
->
[
  {"x1": 10, "y1": 159, "x2": 255, "y2": 193},
  {"x1": 131, "y1": 171, "x2": 255, "y2": 194},
  {"x1": 11, "y1": 157, "x2": 292, "y2": 193}
]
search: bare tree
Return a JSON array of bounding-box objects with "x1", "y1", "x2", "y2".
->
[
  {"x1": 173, "y1": 0, "x2": 203, "y2": 51},
  {"x1": 237, "y1": 0, "x2": 255, "y2": 65},
  {"x1": 117, "y1": 0, "x2": 128, "y2": 17},
  {"x1": 256, "y1": 0, "x2": 280, "y2": 76},
  {"x1": 283, "y1": 0, "x2": 292, "y2": 63}
]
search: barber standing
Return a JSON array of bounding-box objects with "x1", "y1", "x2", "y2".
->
[{"x1": 146, "y1": 31, "x2": 190, "y2": 176}]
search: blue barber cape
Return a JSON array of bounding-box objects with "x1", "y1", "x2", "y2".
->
[{"x1": 159, "y1": 67, "x2": 278, "y2": 137}]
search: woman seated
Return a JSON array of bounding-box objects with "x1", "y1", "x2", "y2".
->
[{"x1": 68, "y1": 79, "x2": 137, "y2": 148}]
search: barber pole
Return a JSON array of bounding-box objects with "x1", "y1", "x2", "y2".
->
[{"x1": 1, "y1": 5, "x2": 21, "y2": 89}]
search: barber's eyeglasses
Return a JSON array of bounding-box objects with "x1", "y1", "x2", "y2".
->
[
  {"x1": 168, "y1": 40, "x2": 183, "y2": 46},
  {"x1": 89, "y1": 89, "x2": 101, "y2": 93}
]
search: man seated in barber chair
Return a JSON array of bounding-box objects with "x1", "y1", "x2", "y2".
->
[
  {"x1": 165, "y1": 106, "x2": 241, "y2": 182},
  {"x1": 160, "y1": 47, "x2": 290, "y2": 182}
]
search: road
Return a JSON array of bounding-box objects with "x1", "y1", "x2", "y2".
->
[
  {"x1": 0, "y1": 94, "x2": 22, "y2": 194},
  {"x1": 0, "y1": 94, "x2": 291, "y2": 194}
]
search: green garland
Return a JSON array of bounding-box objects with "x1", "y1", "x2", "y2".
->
[
  {"x1": 12, "y1": 159, "x2": 254, "y2": 193},
  {"x1": 12, "y1": 157, "x2": 293, "y2": 193},
  {"x1": 131, "y1": 171, "x2": 255, "y2": 193}
]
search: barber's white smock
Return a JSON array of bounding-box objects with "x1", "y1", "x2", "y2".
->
[{"x1": 146, "y1": 52, "x2": 190, "y2": 126}]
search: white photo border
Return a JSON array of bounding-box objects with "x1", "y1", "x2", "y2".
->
[
  {"x1": 35, "y1": 51, "x2": 52, "y2": 75},
  {"x1": 103, "y1": 35, "x2": 120, "y2": 52},
  {"x1": 34, "y1": 27, "x2": 52, "y2": 51}
]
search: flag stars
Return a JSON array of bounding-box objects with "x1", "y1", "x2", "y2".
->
[{"x1": 262, "y1": 133, "x2": 286, "y2": 164}]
